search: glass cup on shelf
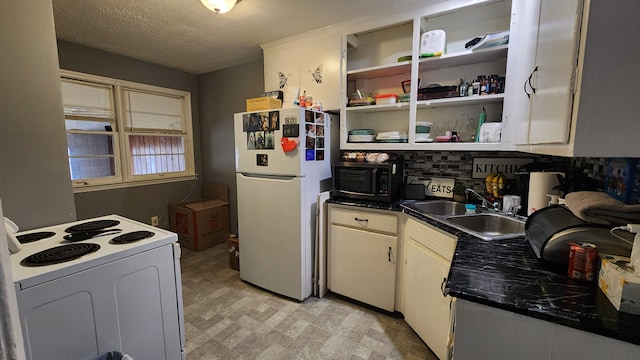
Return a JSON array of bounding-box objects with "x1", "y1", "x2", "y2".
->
[{"x1": 458, "y1": 115, "x2": 476, "y2": 142}]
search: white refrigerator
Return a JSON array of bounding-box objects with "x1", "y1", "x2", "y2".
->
[{"x1": 234, "y1": 107, "x2": 332, "y2": 301}]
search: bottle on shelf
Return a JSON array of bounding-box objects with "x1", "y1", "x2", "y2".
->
[
  {"x1": 480, "y1": 75, "x2": 489, "y2": 95},
  {"x1": 475, "y1": 105, "x2": 487, "y2": 143},
  {"x1": 459, "y1": 78, "x2": 468, "y2": 97},
  {"x1": 471, "y1": 79, "x2": 480, "y2": 96}
]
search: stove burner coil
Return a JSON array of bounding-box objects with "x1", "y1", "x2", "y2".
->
[
  {"x1": 110, "y1": 231, "x2": 154, "y2": 244},
  {"x1": 16, "y1": 231, "x2": 56, "y2": 244},
  {"x1": 65, "y1": 219, "x2": 120, "y2": 233},
  {"x1": 21, "y1": 243, "x2": 100, "y2": 267},
  {"x1": 63, "y1": 229, "x2": 122, "y2": 242}
]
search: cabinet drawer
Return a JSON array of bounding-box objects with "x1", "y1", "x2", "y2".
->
[
  {"x1": 330, "y1": 206, "x2": 398, "y2": 234},
  {"x1": 405, "y1": 218, "x2": 457, "y2": 261}
]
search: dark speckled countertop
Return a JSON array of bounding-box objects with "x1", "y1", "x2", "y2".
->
[
  {"x1": 328, "y1": 197, "x2": 640, "y2": 346},
  {"x1": 446, "y1": 230, "x2": 640, "y2": 346}
]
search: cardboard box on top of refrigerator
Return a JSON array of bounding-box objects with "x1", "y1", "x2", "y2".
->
[
  {"x1": 598, "y1": 254, "x2": 640, "y2": 315},
  {"x1": 169, "y1": 183, "x2": 230, "y2": 251},
  {"x1": 246, "y1": 97, "x2": 282, "y2": 112}
]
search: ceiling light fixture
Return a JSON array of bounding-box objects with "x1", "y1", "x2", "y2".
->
[{"x1": 200, "y1": 0, "x2": 238, "y2": 14}]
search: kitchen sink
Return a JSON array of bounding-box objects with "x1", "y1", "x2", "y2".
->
[
  {"x1": 402, "y1": 200, "x2": 467, "y2": 216},
  {"x1": 444, "y1": 213, "x2": 525, "y2": 241},
  {"x1": 401, "y1": 200, "x2": 526, "y2": 240}
]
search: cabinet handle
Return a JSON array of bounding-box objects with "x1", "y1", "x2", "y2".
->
[
  {"x1": 354, "y1": 217, "x2": 368, "y2": 223},
  {"x1": 388, "y1": 246, "x2": 392, "y2": 262},
  {"x1": 441, "y1": 277, "x2": 448, "y2": 297},
  {"x1": 524, "y1": 65, "x2": 538, "y2": 99},
  {"x1": 528, "y1": 66, "x2": 538, "y2": 94}
]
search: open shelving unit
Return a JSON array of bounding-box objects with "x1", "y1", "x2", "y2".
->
[{"x1": 340, "y1": 0, "x2": 513, "y2": 151}]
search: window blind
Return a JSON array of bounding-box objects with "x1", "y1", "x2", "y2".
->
[
  {"x1": 121, "y1": 89, "x2": 183, "y2": 132},
  {"x1": 61, "y1": 79, "x2": 114, "y2": 119}
]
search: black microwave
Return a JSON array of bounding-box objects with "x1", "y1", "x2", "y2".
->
[{"x1": 332, "y1": 162, "x2": 403, "y2": 202}]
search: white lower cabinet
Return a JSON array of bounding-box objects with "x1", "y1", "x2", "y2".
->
[
  {"x1": 327, "y1": 204, "x2": 398, "y2": 311},
  {"x1": 403, "y1": 218, "x2": 457, "y2": 360},
  {"x1": 327, "y1": 206, "x2": 459, "y2": 359},
  {"x1": 453, "y1": 299, "x2": 640, "y2": 360}
]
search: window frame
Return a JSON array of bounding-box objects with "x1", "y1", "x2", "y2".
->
[{"x1": 61, "y1": 70, "x2": 196, "y2": 192}]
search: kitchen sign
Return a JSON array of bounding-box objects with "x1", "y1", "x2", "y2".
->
[
  {"x1": 472, "y1": 157, "x2": 533, "y2": 179},
  {"x1": 424, "y1": 177, "x2": 455, "y2": 198}
]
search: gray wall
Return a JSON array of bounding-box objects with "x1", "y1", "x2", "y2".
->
[
  {"x1": 0, "y1": 1, "x2": 76, "y2": 230},
  {"x1": 57, "y1": 41, "x2": 202, "y2": 227},
  {"x1": 198, "y1": 60, "x2": 265, "y2": 234}
]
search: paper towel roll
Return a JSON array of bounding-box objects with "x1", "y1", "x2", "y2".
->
[
  {"x1": 528, "y1": 172, "x2": 564, "y2": 215},
  {"x1": 632, "y1": 233, "x2": 640, "y2": 271}
]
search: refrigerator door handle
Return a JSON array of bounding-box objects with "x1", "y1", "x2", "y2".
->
[{"x1": 239, "y1": 172, "x2": 298, "y2": 181}]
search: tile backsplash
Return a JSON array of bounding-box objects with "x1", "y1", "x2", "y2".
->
[{"x1": 395, "y1": 150, "x2": 610, "y2": 194}]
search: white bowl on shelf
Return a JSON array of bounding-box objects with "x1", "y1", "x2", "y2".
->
[{"x1": 415, "y1": 133, "x2": 433, "y2": 142}]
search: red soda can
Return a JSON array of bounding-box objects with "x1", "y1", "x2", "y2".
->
[{"x1": 567, "y1": 242, "x2": 598, "y2": 281}]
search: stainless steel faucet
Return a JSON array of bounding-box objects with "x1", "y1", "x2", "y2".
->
[{"x1": 466, "y1": 188, "x2": 488, "y2": 208}]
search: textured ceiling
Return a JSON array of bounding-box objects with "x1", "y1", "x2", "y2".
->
[{"x1": 52, "y1": 0, "x2": 434, "y2": 75}]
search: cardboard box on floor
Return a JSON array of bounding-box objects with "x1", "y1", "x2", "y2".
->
[{"x1": 169, "y1": 183, "x2": 230, "y2": 251}]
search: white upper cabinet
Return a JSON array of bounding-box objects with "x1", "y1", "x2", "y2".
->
[
  {"x1": 503, "y1": 0, "x2": 582, "y2": 148},
  {"x1": 509, "y1": 0, "x2": 640, "y2": 157},
  {"x1": 340, "y1": 0, "x2": 514, "y2": 151},
  {"x1": 262, "y1": 31, "x2": 342, "y2": 111},
  {"x1": 527, "y1": 0, "x2": 582, "y2": 145},
  {"x1": 262, "y1": 0, "x2": 639, "y2": 156}
]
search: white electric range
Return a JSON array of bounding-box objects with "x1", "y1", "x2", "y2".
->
[{"x1": 10, "y1": 214, "x2": 185, "y2": 360}]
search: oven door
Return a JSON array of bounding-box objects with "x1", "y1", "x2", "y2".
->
[{"x1": 16, "y1": 244, "x2": 183, "y2": 360}]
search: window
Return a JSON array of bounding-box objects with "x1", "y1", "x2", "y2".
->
[{"x1": 61, "y1": 70, "x2": 195, "y2": 190}]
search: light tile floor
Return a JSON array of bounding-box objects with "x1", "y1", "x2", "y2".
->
[{"x1": 181, "y1": 243, "x2": 438, "y2": 360}]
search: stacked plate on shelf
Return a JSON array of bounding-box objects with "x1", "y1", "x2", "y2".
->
[
  {"x1": 348, "y1": 129, "x2": 376, "y2": 143},
  {"x1": 376, "y1": 131, "x2": 408, "y2": 143},
  {"x1": 415, "y1": 121, "x2": 434, "y2": 143}
]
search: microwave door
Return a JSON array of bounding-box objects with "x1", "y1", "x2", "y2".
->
[{"x1": 336, "y1": 167, "x2": 372, "y2": 194}]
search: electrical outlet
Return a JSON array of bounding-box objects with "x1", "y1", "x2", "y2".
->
[{"x1": 151, "y1": 216, "x2": 159, "y2": 226}]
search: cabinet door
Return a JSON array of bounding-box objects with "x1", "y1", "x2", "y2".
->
[
  {"x1": 263, "y1": 43, "x2": 301, "y2": 107},
  {"x1": 263, "y1": 33, "x2": 342, "y2": 110},
  {"x1": 404, "y1": 238, "x2": 453, "y2": 360},
  {"x1": 454, "y1": 299, "x2": 640, "y2": 360},
  {"x1": 501, "y1": 0, "x2": 541, "y2": 145},
  {"x1": 328, "y1": 224, "x2": 397, "y2": 311},
  {"x1": 299, "y1": 33, "x2": 343, "y2": 111},
  {"x1": 528, "y1": 0, "x2": 582, "y2": 144}
]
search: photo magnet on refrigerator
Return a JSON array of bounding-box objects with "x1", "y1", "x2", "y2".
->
[
  {"x1": 256, "y1": 154, "x2": 268, "y2": 166},
  {"x1": 283, "y1": 124, "x2": 299, "y2": 137}
]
